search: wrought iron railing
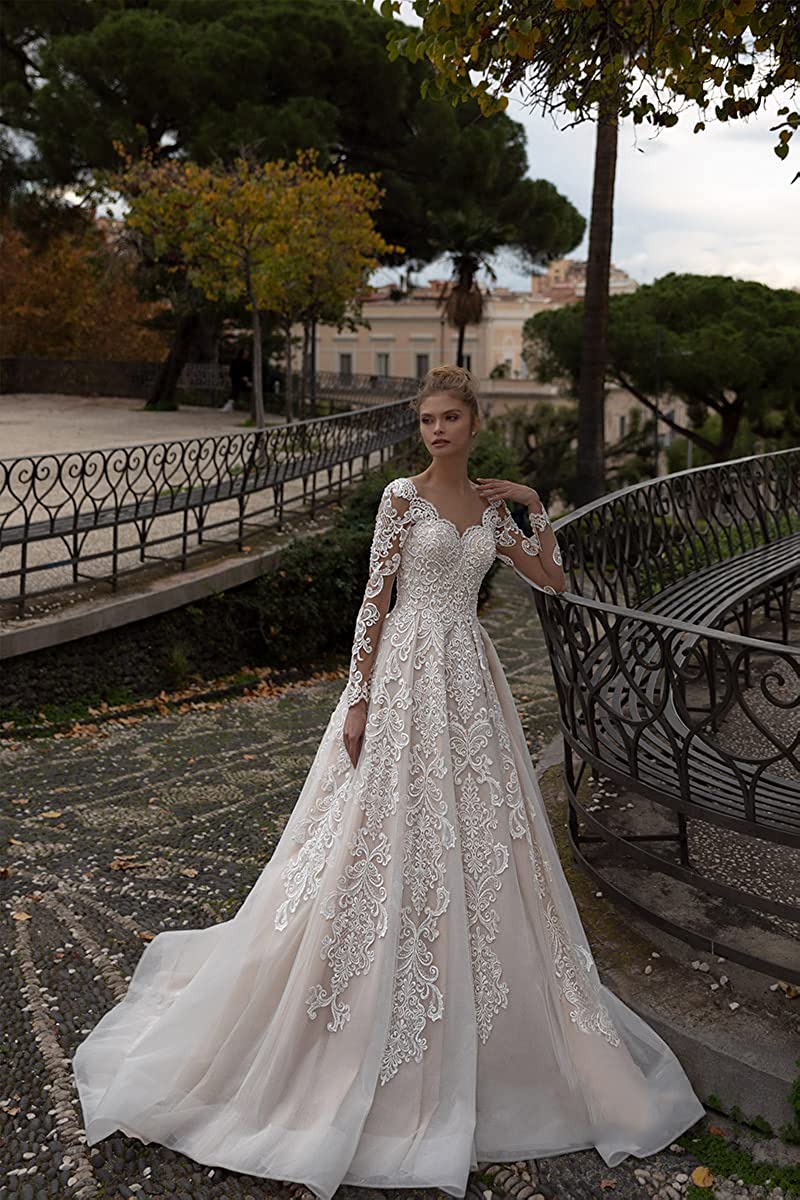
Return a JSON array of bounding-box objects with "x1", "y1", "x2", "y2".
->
[
  {"x1": 0, "y1": 397, "x2": 418, "y2": 619},
  {"x1": 535, "y1": 448, "x2": 800, "y2": 982},
  {"x1": 0, "y1": 356, "x2": 419, "y2": 403}
]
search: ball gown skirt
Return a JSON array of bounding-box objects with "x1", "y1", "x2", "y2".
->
[{"x1": 72, "y1": 477, "x2": 705, "y2": 1199}]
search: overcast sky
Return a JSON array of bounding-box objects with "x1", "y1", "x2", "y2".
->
[{"x1": 375, "y1": 4, "x2": 798, "y2": 294}]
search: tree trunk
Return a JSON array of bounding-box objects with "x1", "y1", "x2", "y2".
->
[
  {"x1": 299, "y1": 320, "x2": 310, "y2": 421},
  {"x1": 575, "y1": 97, "x2": 619, "y2": 505},
  {"x1": 310, "y1": 314, "x2": 318, "y2": 418},
  {"x1": 716, "y1": 402, "x2": 743, "y2": 462},
  {"x1": 185, "y1": 310, "x2": 221, "y2": 362},
  {"x1": 284, "y1": 324, "x2": 294, "y2": 423},
  {"x1": 146, "y1": 309, "x2": 200, "y2": 411},
  {"x1": 249, "y1": 300, "x2": 266, "y2": 431},
  {"x1": 456, "y1": 322, "x2": 465, "y2": 367}
]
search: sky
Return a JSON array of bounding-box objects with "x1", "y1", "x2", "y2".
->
[{"x1": 374, "y1": 3, "x2": 799, "y2": 295}]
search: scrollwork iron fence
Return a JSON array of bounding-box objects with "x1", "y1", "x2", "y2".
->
[
  {"x1": 0, "y1": 396, "x2": 418, "y2": 619},
  {"x1": 535, "y1": 448, "x2": 800, "y2": 982}
]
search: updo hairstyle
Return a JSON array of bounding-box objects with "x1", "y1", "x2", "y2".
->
[{"x1": 410, "y1": 365, "x2": 482, "y2": 428}]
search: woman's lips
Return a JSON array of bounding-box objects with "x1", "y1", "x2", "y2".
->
[{"x1": 432, "y1": 439, "x2": 449, "y2": 445}]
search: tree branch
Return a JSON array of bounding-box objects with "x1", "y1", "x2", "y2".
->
[{"x1": 612, "y1": 367, "x2": 718, "y2": 455}]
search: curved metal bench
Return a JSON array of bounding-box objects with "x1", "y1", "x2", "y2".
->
[{"x1": 535, "y1": 449, "x2": 800, "y2": 982}]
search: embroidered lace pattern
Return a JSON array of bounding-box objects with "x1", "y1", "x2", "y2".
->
[{"x1": 274, "y1": 476, "x2": 618, "y2": 1077}]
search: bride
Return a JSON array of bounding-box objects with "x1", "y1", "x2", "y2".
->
[{"x1": 72, "y1": 365, "x2": 705, "y2": 1198}]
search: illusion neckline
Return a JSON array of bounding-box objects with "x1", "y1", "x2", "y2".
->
[{"x1": 404, "y1": 477, "x2": 499, "y2": 540}]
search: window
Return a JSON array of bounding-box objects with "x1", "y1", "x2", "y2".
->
[
  {"x1": 619, "y1": 414, "x2": 626, "y2": 438},
  {"x1": 339, "y1": 353, "x2": 352, "y2": 379},
  {"x1": 415, "y1": 353, "x2": 430, "y2": 379},
  {"x1": 376, "y1": 352, "x2": 390, "y2": 377}
]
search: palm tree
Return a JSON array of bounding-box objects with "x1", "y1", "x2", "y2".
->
[{"x1": 436, "y1": 250, "x2": 489, "y2": 367}]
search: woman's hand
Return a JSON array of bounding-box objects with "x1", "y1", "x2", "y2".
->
[
  {"x1": 475, "y1": 477, "x2": 541, "y2": 510},
  {"x1": 343, "y1": 700, "x2": 367, "y2": 768}
]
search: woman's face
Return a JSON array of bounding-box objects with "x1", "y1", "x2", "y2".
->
[{"x1": 418, "y1": 392, "x2": 477, "y2": 459}]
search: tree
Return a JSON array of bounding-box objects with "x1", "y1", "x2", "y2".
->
[
  {"x1": 402, "y1": 97, "x2": 585, "y2": 365},
  {"x1": 256, "y1": 151, "x2": 402, "y2": 421},
  {"x1": 525, "y1": 273, "x2": 800, "y2": 462},
  {"x1": 91, "y1": 147, "x2": 397, "y2": 427},
  {"x1": 0, "y1": 215, "x2": 166, "y2": 359},
  {"x1": 1, "y1": 0, "x2": 586, "y2": 408},
  {"x1": 372, "y1": 0, "x2": 799, "y2": 501}
]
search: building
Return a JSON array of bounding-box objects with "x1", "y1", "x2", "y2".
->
[
  {"x1": 301, "y1": 259, "x2": 679, "y2": 447},
  {"x1": 306, "y1": 258, "x2": 640, "y2": 383}
]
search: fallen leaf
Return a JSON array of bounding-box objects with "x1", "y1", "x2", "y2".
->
[
  {"x1": 691, "y1": 1165, "x2": 715, "y2": 1188},
  {"x1": 39, "y1": 810, "x2": 62, "y2": 819},
  {"x1": 11, "y1": 911, "x2": 32, "y2": 921},
  {"x1": 8, "y1": 837, "x2": 25, "y2": 845},
  {"x1": 179, "y1": 867, "x2": 199, "y2": 877},
  {"x1": 11, "y1": 797, "x2": 29, "y2": 805},
  {"x1": 138, "y1": 931, "x2": 155, "y2": 942},
  {"x1": 599, "y1": 1179, "x2": 617, "y2": 1189},
  {"x1": 776, "y1": 980, "x2": 799, "y2": 999},
  {"x1": 708, "y1": 1125, "x2": 726, "y2": 1137},
  {"x1": 109, "y1": 855, "x2": 148, "y2": 871}
]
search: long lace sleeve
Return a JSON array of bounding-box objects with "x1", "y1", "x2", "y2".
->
[
  {"x1": 493, "y1": 498, "x2": 566, "y2": 595},
  {"x1": 345, "y1": 481, "x2": 414, "y2": 708}
]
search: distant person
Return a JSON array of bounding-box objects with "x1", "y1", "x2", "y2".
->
[{"x1": 223, "y1": 347, "x2": 252, "y2": 412}]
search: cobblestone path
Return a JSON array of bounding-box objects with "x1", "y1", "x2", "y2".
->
[{"x1": 2, "y1": 567, "x2": 709, "y2": 1200}]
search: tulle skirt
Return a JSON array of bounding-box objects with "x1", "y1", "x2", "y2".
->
[{"x1": 72, "y1": 609, "x2": 705, "y2": 1198}]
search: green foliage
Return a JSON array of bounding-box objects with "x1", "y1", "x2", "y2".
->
[
  {"x1": 678, "y1": 1128, "x2": 800, "y2": 1197},
  {"x1": 605, "y1": 407, "x2": 657, "y2": 490},
  {"x1": 0, "y1": 0, "x2": 576, "y2": 280},
  {"x1": 525, "y1": 273, "x2": 800, "y2": 464},
  {"x1": 487, "y1": 402, "x2": 577, "y2": 508},
  {"x1": 371, "y1": 0, "x2": 799, "y2": 162},
  {"x1": 161, "y1": 642, "x2": 192, "y2": 688},
  {"x1": 485, "y1": 401, "x2": 656, "y2": 507},
  {"x1": 665, "y1": 414, "x2": 793, "y2": 475}
]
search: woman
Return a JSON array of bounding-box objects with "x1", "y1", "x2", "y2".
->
[{"x1": 72, "y1": 366, "x2": 705, "y2": 1198}]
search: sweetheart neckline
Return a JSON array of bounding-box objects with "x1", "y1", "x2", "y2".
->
[{"x1": 403, "y1": 477, "x2": 499, "y2": 540}]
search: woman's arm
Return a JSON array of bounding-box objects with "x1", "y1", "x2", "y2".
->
[
  {"x1": 345, "y1": 482, "x2": 414, "y2": 708},
  {"x1": 476, "y1": 476, "x2": 567, "y2": 594}
]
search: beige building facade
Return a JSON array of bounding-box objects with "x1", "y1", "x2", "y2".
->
[
  {"x1": 306, "y1": 258, "x2": 639, "y2": 383},
  {"x1": 299, "y1": 258, "x2": 685, "y2": 448}
]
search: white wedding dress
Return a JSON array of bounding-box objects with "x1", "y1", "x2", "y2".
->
[{"x1": 72, "y1": 476, "x2": 705, "y2": 1198}]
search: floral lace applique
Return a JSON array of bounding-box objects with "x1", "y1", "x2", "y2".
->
[
  {"x1": 275, "y1": 477, "x2": 617, "y2": 1071},
  {"x1": 345, "y1": 480, "x2": 416, "y2": 708}
]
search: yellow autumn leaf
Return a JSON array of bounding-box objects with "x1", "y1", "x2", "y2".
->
[
  {"x1": 12, "y1": 911, "x2": 32, "y2": 921},
  {"x1": 691, "y1": 1166, "x2": 715, "y2": 1188},
  {"x1": 39, "y1": 810, "x2": 63, "y2": 819}
]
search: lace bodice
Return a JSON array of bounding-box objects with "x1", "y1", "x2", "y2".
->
[{"x1": 345, "y1": 476, "x2": 562, "y2": 708}]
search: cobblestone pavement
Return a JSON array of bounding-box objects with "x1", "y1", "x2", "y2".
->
[{"x1": 0, "y1": 567, "x2": 750, "y2": 1200}]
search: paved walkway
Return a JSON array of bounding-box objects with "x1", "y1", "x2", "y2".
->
[
  {"x1": 0, "y1": 394, "x2": 282, "y2": 460},
  {"x1": 2, "y1": 565, "x2": 786, "y2": 1200}
]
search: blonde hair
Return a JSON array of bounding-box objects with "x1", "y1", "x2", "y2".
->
[{"x1": 410, "y1": 364, "x2": 481, "y2": 425}]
